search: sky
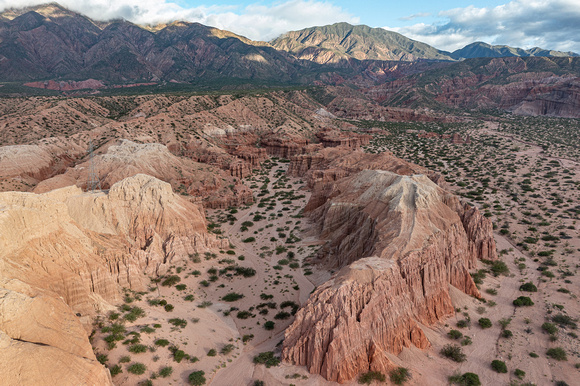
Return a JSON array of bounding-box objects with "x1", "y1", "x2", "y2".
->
[{"x1": 2, "y1": 0, "x2": 580, "y2": 53}]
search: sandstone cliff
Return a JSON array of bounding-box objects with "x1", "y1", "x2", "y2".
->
[
  {"x1": 0, "y1": 174, "x2": 227, "y2": 384},
  {"x1": 282, "y1": 167, "x2": 497, "y2": 382}
]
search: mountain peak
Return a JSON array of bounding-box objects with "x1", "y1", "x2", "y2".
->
[{"x1": 271, "y1": 23, "x2": 453, "y2": 63}]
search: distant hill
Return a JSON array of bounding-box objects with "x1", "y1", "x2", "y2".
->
[
  {"x1": 451, "y1": 42, "x2": 579, "y2": 60},
  {"x1": 270, "y1": 22, "x2": 454, "y2": 63}
]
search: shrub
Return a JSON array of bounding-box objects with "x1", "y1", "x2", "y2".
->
[
  {"x1": 222, "y1": 292, "x2": 244, "y2": 302},
  {"x1": 519, "y1": 282, "x2": 538, "y2": 292},
  {"x1": 188, "y1": 370, "x2": 206, "y2": 385},
  {"x1": 513, "y1": 296, "x2": 534, "y2": 306},
  {"x1": 155, "y1": 339, "x2": 170, "y2": 347},
  {"x1": 529, "y1": 352, "x2": 539, "y2": 358},
  {"x1": 440, "y1": 344, "x2": 466, "y2": 362},
  {"x1": 173, "y1": 349, "x2": 188, "y2": 363},
  {"x1": 448, "y1": 329, "x2": 463, "y2": 339},
  {"x1": 274, "y1": 311, "x2": 291, "y2": 320},
  {"x1": 127, "y1": 363, "x2": 146, "y2": 375},
  {"x1": 128, "y1": 344, "x2": 148, "y2": 354},
  {"x1": 514, "y1": 369, "x2": 525, "y2": 379},
  {"x1": 159, "y1": 366, "x2": 173, "y2": 378},
  {"x1": 491, "y1": 360, "x2": 507, "y2": 373},
  {"x1": 264, "y1": 321, "x2": 275, "y2": 330},
  {"x1": 109, "y1": 364, "x2": 122, "y2": 377},
  {"x1": 552, "y1": 314, "x2": 577, "y2": 329},
  {"x1": 542, "y1": 322, "x2": 558, "y2": 335},
  {"x1": 501, "y1": 329, "x2": 513, "y2": 338},
  {"x1": 119, "y1": 356, "x2": 131, "y2": 363},
  {"x1": 478, "y1": 318, "x2": 492, "y2": 328},
  {"x1": 96, "y1": 353, "x2": 108, "y2": 364},
  {"x1": 389, "y1": 367, "x2": 410, "y2": 385},
  {"x1": 456, "y1": 320, "x2": 468, "y2": 328},
  {"x1": 546, "y1": 347, "x2": 567, "y2": 361},
  {"x1": 242, "y1": 237, "x2": 256, "y2": 243},
  {"x1": 207, "y1": 349, "x2": 217, "y2": 357},
  {"x1": 358, "y1": 371, "x2": 386, "y2": 384},
  {"x1": 220, "y1": 344, "x2": 235, "y2": 355},
  {"x1": 490, "y1": 261, "x2": 509, "y2": 276},
  {"x1": 461, "y1": 336, "x2": 472, "y2": 346},
  {"x1": 236, "y1": 311, "x2": 252, "y2": 319},
  {"x1": 253, "y1": 352, "x2": 280, "y2": 368},
  {"x1": 448, "y1": 372, "x2": 481, "y2": 386},
  {"x1": 184, "y1": 294, "x2": 195, "y2": 301},
  {"x1": 164, "y1": 304, "x2": 174, "y2": 312},
  {"x1": 242, "y1": 334, "x2": 254, "y2": 343},
  {"x1": 161, "y1": 275, "x2": 181, "y2": 287}
]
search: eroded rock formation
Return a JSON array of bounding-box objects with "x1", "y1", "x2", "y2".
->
[
  {"x1": 0, "y1": 174, "x2": 227, "y2": 384},
  {"x1": 282, "y1": 158, "x2": 497, "y2": 382}
]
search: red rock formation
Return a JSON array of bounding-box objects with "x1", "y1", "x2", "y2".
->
[
  {"x1": 24, "y1": 79, "x2": 106, "y2": 91},
  {"x1": 282, "y1": 166, "x2": 496, "y2": 382},
  {"x1": 316, "y1": 128, "x2": 372, "y2": 148},
  {"x1": 261, "y1": 133, "x2": 310, "y2": 158}
]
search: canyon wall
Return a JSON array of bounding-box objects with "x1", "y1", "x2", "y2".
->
[
  {"x1": 282, "y1": 155, "x2": 497, "y2": 382},
  {"x1": 0, "y1": 174, "x2": 228, "y2": 384}
]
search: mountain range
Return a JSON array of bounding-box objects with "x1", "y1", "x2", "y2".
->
[{"x1": 0, "y1": 3, "x2": 578, "y2": 86}]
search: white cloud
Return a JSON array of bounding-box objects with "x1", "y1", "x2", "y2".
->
[
  {"x1": 399, "y1": 12, "x2": 430, "y2": 21},
  {"x1": 0, "y1": 0, "x2": 358, "y2": 41},
  {"x1": 385, "y1": 0, "x2": 580, "y2": 53}
]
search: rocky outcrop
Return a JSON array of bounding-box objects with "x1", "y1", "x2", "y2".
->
[
  {"x1": 0, "y1": 174, "x2": 228, "y2": 384},
  {"x1": 316, "y1": 129, "x2": 371, "y2": 148},
  {"x1": 261, "y1": 133, "x2": 310, "y2": 158},
  {"x1": 282, "y1": 169, "x2": 496, "y2": 382},
  {"x1": 34, "y1": 140, "x2": 254, "y2": 208},
  {"x1": 0, "y1": 280, "x2": 113, "y2": 386}
]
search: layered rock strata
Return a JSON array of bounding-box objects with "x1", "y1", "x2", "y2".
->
[
  {"x1": 0, "y1": 174, "x2": 227, "y2": 385},
  {"x1": 282, "y1": 166, "x2": 497, "y2": 382}
]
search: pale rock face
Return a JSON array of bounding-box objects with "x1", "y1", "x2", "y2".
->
[
  {"x1": 0, "y1": 174, "x2": 227, "y2": 384},
  {"x1": 0, "y1": 279, "x2": 113, "y2": 386},
  {"x1": 282, "y1": 168, "x2": 497, "y2": 382}
]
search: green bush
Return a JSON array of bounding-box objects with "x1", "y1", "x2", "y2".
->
[
  {"x1": 159, "y1": 366, "x2": 173, "y2": 378},
  {"x1": 552, "y1": 314, "x2": 577, "y2": 329},
  {"x1": 546, "y1": 347, "x2": 567, "y2": 361},
  {"x1": 490, "y1": 261, "x2": 509, "y2": 276},
  {"x1": 440, "y1": 344, "x2": 466, "y2": 362},
  {"x1": 155, "y1": 339, "x2": 170, "y2": 347},
  {"x1": 242, "y1": 237, "x2": 256, "y2": 243},
  {"x1": 389, "y1": 367, "x2": 410, "y2": 385},
  {"x1": 207, "y1": 349, "x2": 217, "y2": 357},
  {"x1": 127, "y1": 363, "x2": 146, "y2": 375},
  {"x1": 519, "y1": 282, "x2": 538, "y2": 292},
  {"x1": 188, "y1": 370, "x2": 206, "y2": 385},
  {"x1": 264, "y1": 321, "x2": 275, "y2": 330},
  {"x1": 514, "y1": 369, "x2": 525, "y2": 379},
  {"x1": 491, "y1": 360, "x2": 507, "y2": 373},
  {"x1": 168, "y1": 318, "x2": 187, "y2": 328},
  {"x1": 501, "y1": 329, "x2": 513, "y2": 338},
  {"x1": 128, "y1": 344, "x2": 148, "y2": 354},
  {"x1": 448, "y1": 372, "x2": 481, "y2": 386},
  {"x1": 513, "y1": 296, "x2": 534, "y2": 306},
  {"x1": 222, "y1": 292, "x2": 244, "y2": 302},
  {"x1": 478, "y1": 318, "x2": 492, "y2": 328},
  {"x1": 529, "y1": 352, "x2": 539, "y2": 358},
  {"x1": 542, "y1": 322, "x2": 558, "y2": 335},
  {"x1": 161, "y1": 275, "x2": 181, "y2": 287},
  {"x1": 253, "y1": 352, "x2": 280, "y2": 368},
  {"x1": 448, "y1": 329, "x2": 463, "y2": 339},
  {"x1": 220, "y1": 344, "x2": 236, "y2": 355},
  {"x1": 358, "y1": 371, "x2": 386, "y2": 384},
  {"x1": 109, "y1": 364, "x2": 122, "y2": 377}
]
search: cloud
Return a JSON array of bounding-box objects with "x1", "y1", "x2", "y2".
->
[
  {"x1": 0, "y1": 0, "x2": 358, "y2": 41},
  {"x1": 399, "y1": 12, "x2": 430, "y2": 21},
  {"x1": 385, "y1": 0, "x2": 580, "y2": 53}
]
